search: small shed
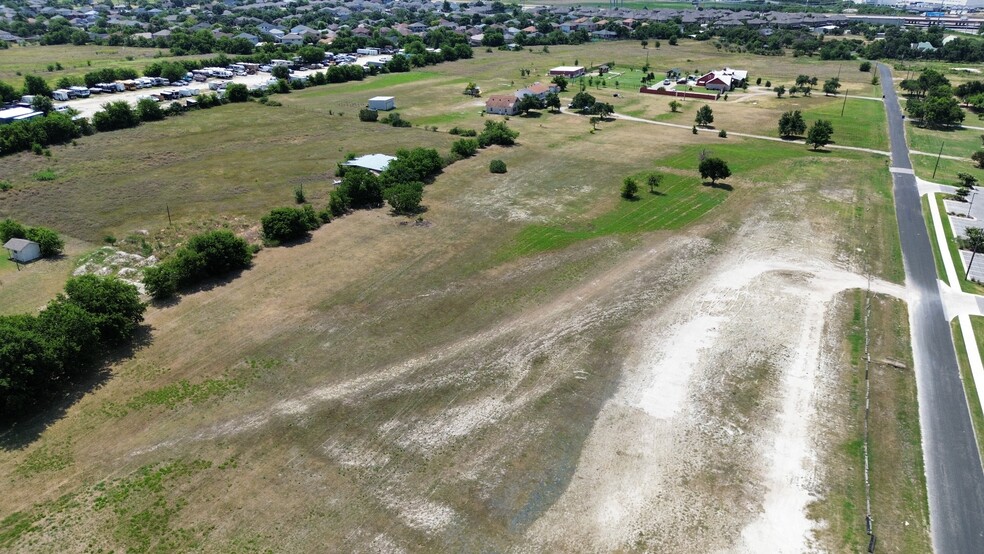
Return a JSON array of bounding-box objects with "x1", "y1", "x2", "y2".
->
[
  {"x1": 3, "y1": 238, "x2": 41, "y2": 263},
  {"x1": 368, "y1": 96, "x2": 396, "y2": 111}
]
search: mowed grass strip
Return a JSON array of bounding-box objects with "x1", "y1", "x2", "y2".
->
[
  {"x1": 908, "y1": 121, "x2": 982, "y2": 160},
  {"x1": 796, "y1": 97, "x2": 889, "y2": 151},
  {"x1": 922, "y1": 194, "x2": 951, "y2": 286},
  {"x1": 810, "y1": 291, "x2": 930, "y2": 553},
  {"x1": 950, "y1": 316, "x2": 984, "y2": 470},
  {"x1": 934, "y1": 193, "x2": 984, "y2": 295}
]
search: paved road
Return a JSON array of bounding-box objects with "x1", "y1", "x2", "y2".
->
[{"x1": 878, "y1": 62, "x2": 984, "y2": 553}]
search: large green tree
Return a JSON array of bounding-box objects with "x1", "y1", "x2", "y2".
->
[
  {"x1": 695, "y1": 104, "x2": 714, "y2": 126},
  {"x1": 698, "y1": 157, "x2": 731, "y2": 184},
  {"x1": 778, "y1": 110, "x2": 807, "y2": 138},
  {"x1": 806, "y1": 120, "x2": 834, "y2": 150},
  {"x1": 63, "y1": 275, "x2": 145, "y2": 345}
]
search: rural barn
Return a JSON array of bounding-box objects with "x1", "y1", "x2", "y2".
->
[
  {"x1": 3, "y1": 238, "x2": 41, "y2": 263},
  {"x1": 549, "y1": 66, "x2": 586, "y2": 78},
  {"x1": 368, "y1": 96, "x2": 396, "y2": 111}
]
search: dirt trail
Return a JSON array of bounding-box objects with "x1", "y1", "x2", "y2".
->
[{"x1": 525, "y1": 225, "x2": 904, "y2": 551}]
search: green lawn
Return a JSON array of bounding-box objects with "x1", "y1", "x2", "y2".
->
[
  {"x1": 0, "y1": 43, "x2": 210, "y2": 84},
  {"x1": 299, "y1": 70, "x2": 442, "y2": 96},
  {"x1": 923, "y1": 194, "x2": 951, "y2": 287},
  {"x1": 798, "y1": 97, "x2": 889, "y2": 151},
  {"x1": 913, "y1": 153, "x2": 984, "y2": 186},
  {"x1": 951, "y1": 317, "x2": 984, "y2": 470},
  {"x1": 908, "y1": 123, "x2": 981, "y2": 160},
  {"x1": 502, "y1": 141, "x2": 825, "y2": 259},
  {"x1": 0, "y1": 255, "x2": 14, "y2": 273}
]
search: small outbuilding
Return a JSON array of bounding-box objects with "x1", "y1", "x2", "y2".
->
[
  {"x1": 549, "y1": 66, "x2": 585, "y2": 78},
  {"x1": 3, "y1": 238, "x2": 41, "y2": 263},
  {"x1": 345, "y1": 153, "x2": 397, "y2": 174},
  {"x1": 368, "y1": 96, "x2": 396, "y2": 111}
]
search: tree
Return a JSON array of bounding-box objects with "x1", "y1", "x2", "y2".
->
[
  {"x1": 489, "y1": 159, "x2": 507, "y2": 173},
  {"x1": 271, "y1": 65, "x2": 290, "y2": 80},
  {"x1": 958, "y1": 172, "x2": 979, "y2": 189},
  {"x1": 478, "y1": 120, "x2": 519, "y2": 147},
  {"x1": 337, "y1": 169, "x2": 384, "y2": 209},
  {"x1": 31, "y1": 95, "x2": 54, "y2": 115},
  {"x1": 806, "y1": 120, "x2": 834, "y2": 150},
  {"x1": 385, "y1": 182, "x2": 424, "y2": 214},
  {"x1": 551, "y1": 75, "x2": 568, "y2": 92},
  {"x1": 516, "y1": 94, "x2": 544, "y2": 115},
  {"x1": 0, "y1": 219, "x2": 26, "y2": 244},
  {"x1": 923, "y1": 95, "x2": 965, "y2": 127},
  {"x1": 570, "y1": 91, "x2": 596, "y2": 111},
  {"x1": 974, "y1": 151, "x2": 984, "y2": 169},
  {"x1": 590, "y1": 102, "x2": 614, "y2": 118},
  {"x1": 641, "y1": 40, "x2": 648, "y2": 49},
  {"x1": 225, "y1": 83, "x2": 248, "y2": 103},
  {"x1": 860, "y1": 61, "x2": 872, "y2": 72},
  {"x1": 359, "y1": 108, "x2": 379, "y2": 122},
  {"x1": 297, "y1": 45, "x2": 326, "y2": 64},
  {"x1": 23, "y1": 74, "x2": 52, "y2": 97},
  {"x1": 63, "y1": 275, "x2": 145, "y2": 346},
  {"x1": 451, "y1": 138, "x2": 479, "y2": 158},
  {"x1": 669, "y1": 100, "x2": 682, "y2": 113},
  {"x1": 0, "y1": 80, "x2": 18, "y2": 103},
  {"x1": 694, "y1": 104, "x2": 714, "y2": 127},
  {"x1": 545, "y1": 92, "x2": 561, "y2": 112},
  {"x1": 647, "y1": 173, "x2": 663, "y2": 194},
  {"x1": 965, "y1": 227, "x2": 984, "y2": 279},
  {"x1": 778, "y1": 110, "x2": 807, "y2": 138},
  {"x1": 25, "y1": 227, "x2": 63, "y2": 257},
  {"x1": 699, "y1": 157, "x2": 731, "y2": 184},
  {"x1": 136, "y1": 98, "x2": 165, "y2": 122},
  {"x1": 774, "y1": 85, "x2": 786, "y2": 98},
  {"x1": 92, "y1": 100, "x2": 139, "y2": 131},
  {"x1": 621, "y1": 177, "x2": 638, "y2": 199},
  {"x1": 822, "y1": 77, "x2": 841, "y2": 96}
]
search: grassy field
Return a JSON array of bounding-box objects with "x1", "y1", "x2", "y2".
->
[
  {"x1": 0, "y1": 44, "x2": 211, "y2": 85},
  {"x1": 951, "y1": 317, "x2": 984, "y2": 470},
  {"x1": 908, "y1": 121, "x2": 982, "y2": 160},
  {"x1": 809, "y1": 291, "x2": 930, "y2": 553},
  {"x1": 0, "y1": 40, "x2": 921, "y2": 552},
  {"x1": 912, "y1": 151, "x2": 984, "y2": 185}
]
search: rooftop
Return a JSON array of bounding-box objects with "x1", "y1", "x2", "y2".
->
[{"x1": 344, "y1": 153, "x2": 396, "y2": 173}]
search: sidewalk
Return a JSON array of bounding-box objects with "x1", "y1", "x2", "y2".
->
[{"x1": 920, "y1": 178, "x2": 984, "y2": 419}]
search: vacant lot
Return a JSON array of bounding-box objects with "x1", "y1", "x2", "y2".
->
[
  {"x1": 0, "y1": 41, "x2": 923, "y2": 552},
  {"x1": 0, "y1": 44, "x2": 209, "y2": 85}
]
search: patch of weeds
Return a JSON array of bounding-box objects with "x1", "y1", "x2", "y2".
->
[
  {"x1": 0, "y1": 180, "x2": 12, "y2": 192},
  {"x1": 33, "y1": 168, "x2": 57, "y2": 181},
  {"x1": 15, "y1": 441, "x2": 74, "y2": 476},
  {"x1": 0, "y1": 511, "x2": 42, "y2": 548}
]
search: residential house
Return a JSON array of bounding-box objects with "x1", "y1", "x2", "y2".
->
[
  {"x1": 280, "y1": 32, "x2": 304, "y2": 45},
  {"x1": 515, "y1": 82, "x2": 559, "y2": 101},
  {"x1": 696, "y1": 68, "x2": 748, "y2": 92},
  {"x1": 485, "y1": 94, "x2": 518, "y2": 115}
]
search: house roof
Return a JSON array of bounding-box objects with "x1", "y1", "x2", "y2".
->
[
  {"x1": 486, "y1": 94, "x2": 517, "y2": 108},
  {"x1": 345, "y1": 153, "x2": 396, "y2": 173},
  {"x1": 3, "y1": 238, "x2": 37, "y2": 251},
  {"x1": 369, "y1": 96, "x2": 394, "y2": 101}
]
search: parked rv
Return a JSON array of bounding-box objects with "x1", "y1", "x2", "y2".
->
[
  {"x1": 52, "y1": 89, "x2": 71, "y2": 101},
  {"x1": 70, "y1": 86, "x2": 90, "y2": 98}
]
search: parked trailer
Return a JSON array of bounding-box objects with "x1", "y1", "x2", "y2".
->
[
  {"x1": 52, "y1": 89, "x2": 71, "y2": 101},
  {"x1": 69, "y1": 86, "x2": 90, "y2": 98},
  {"x1": 122, "y1": 80, "x2": 138, "y2": 91}
]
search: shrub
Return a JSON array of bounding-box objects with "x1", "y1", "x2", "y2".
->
[
  {"x1": 337, "y1": 169, "x2": 384, "y2": 209},
  {"x1": 261, "y1": 206, "x2": 320, "y2": 243},
  {"x1": 621, "y1": 177, "x2": 638, "y2": 200},
  {"x1": 92, "y1": 100, "x2": 139, "y2": 132},
  {"x1": 860, "y1": 61, "x2": 872, "y2": 72},
  {"x1": 0, "y1": 218, "x2": 26, "y2": 243},
  {"x1": 33, "y1": 169, "x2": 56, "y2": 181},
  {"x1": 225, "y1": 83, "x2": 248, "y2": 103},
  {"x1": 358, "y1": 108, "x2": 379, "y2": 122},
  {"x1": 294, "y1": 185, "x2": 306, "y2": 204},
  {"x1": 136, "y1": 98, "x2": 165, "y2": 122},
  {"x1": 451, "y1": 138, "x2": 479, "y2": 158},
  {"x1": 449, "y1": 127, "x2": 477, "y2": 137},
  {"x1": 718, "y1": 129, "x2": 727, "y2": 138},
  {"x1": 0, "y1": 180, "x2": 12, "y2": 191},
  {"x1": 489, "y1": 159, "x2": 507, "y2": 173},
  {"x1": 328, "y1": 189, "x2": 350, "y2": 217},
  {"x1": 381, "y1": 112, "x2": 411, "y2": 127},
  {"x1": 63, "y1": 275, "x2": 145, "y2": 345},
  {"x1": 25, "y1": 226, "x2": 64, "y2": 256}
]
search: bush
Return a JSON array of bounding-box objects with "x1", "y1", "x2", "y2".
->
[
  {"x1": 33, "y1": 169, "x2": 56, "y2": 181},
  {"x1": 358, "y1": 108, "x2": 379, "y2": 122},
  {"x1": 144, "y1": 230, "x2": 253, "y2": 298},
  {"x1": 328, "y1": 189, "x2": 350, "y2": 217},
  {"x1": 380, "y1": 148, "x2": 443, "y2": 186},
  {"x1": 718, "y1": 129, "x2": 727, "y2": 138},
  {"x1": 489, "y1": 159, "x2": 507, "y2": 173},
  {"x1": 63, "y1": 274, "x2": 145, "y2": 345},
  {"x1": 92, "y1": 100, "x2": 140, "y2": 132},
  {"x1": 621, "y1": 177, "x2": 638, "y2": 200},
  {"x1": 136, "y1": 98, "x2": 165, "y2": 122},
  {"x1": 449, "y1": 127, "x2": 477, "y2": 137},
  {"x1": 860, "y1": 61, "x2": 872, "y2": 72},
  {"x1": 0, "y1": 218, "x2": 26, "y2": 243},
  {"x1": 451, "y1": 138, "x2": 479, "y2": 158},
  {"x1": 226, "y1": 83, "x2": 248, "y2": 103},
  {"x1": 262, "y1": 206, "x2": 320, "y2": 243},
  {"x1": 381, "y1": 112, "x2": 411, "y2": 127},
  {"x1": 25, "y1": 226, "x2": 64, "y2": 256},
  {"x1": 0, "y1": 180, "x2": 12, "y2": 192},
  {"x1": 294, "y1": 185, "x2": 306, "y2": 204},
  {"x1": 478, "y1": 120, "x2": 519, "y2": 147},
  {"x1": 336, "y1": 169, "x2": 384, "y2": 209}
]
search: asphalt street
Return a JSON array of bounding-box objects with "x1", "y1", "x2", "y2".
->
[{"x1": 878, "y1": 62, "x2": 984, "y2": 553}]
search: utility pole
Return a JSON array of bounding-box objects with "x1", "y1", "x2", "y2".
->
[
  {"x1": 166, "y1": 204, "x2": 173, "y2": 226},
  {"x1": 841, "y1": 89, "x2": 848, "y2": 117},
  {"x1": 932, "y1": 141, "x2": 945, "y2": 179},
  {"x1": 968, "y1": 191, "x2": 978, "y2": 219}
]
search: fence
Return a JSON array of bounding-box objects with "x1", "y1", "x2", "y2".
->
[{"x1": 638, "y1": 87, "x2": 720, "y2": 101}]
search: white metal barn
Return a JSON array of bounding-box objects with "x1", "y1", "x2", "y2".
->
[
  {"x1": 368, "y1": 96, "x2": 396, "y2": 111},
  {"x1": 3, "y1": 238, "x2": 41, "y2": 263}
]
